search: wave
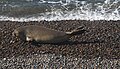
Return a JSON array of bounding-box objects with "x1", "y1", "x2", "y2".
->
[{"x1": 0, "y1": 0, "x2": 120, "y2": 22}]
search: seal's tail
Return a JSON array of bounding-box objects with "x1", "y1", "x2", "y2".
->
[{"x1": 66, "y1": 26, "x2": 86, "y2": 37}]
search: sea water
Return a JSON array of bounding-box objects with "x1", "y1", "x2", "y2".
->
[{"x1": 0, "y1": 0, "x2": 120, "y2": 22}]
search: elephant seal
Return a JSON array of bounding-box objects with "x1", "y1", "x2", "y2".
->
[{"x1": 12, "y1": 25, "x2": 86, "y2": 43}]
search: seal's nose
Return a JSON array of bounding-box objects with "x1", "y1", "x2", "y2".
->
[
  {"x1": 12, "y1": 31, "x2": 15, "y2": 37},
  {"x1": 12, "y1": 30, "x2": 18, "y2": 37}
]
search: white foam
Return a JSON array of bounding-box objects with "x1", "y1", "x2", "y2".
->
[
  {"x1": 0, "y1": 8, "x2": 120, "y2": 22},
  {"x1": 26, "y1": 0, "x2": 33, "y2": 2},
  {"x1": 0, "y1": 0, "x2": 120, "y2": 22}
]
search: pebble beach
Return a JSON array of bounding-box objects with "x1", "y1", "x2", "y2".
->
[{"x1": 0, "y1": 20, "x2": 120, "y2": 68}]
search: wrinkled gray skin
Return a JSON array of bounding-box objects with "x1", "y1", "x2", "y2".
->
[{"x1": 12, "y1": 26, "x2": 84, "y2": 43}]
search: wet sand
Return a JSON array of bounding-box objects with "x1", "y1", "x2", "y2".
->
[{"x1": 0, "y1": 20, "x2": 120, "y2": 68}]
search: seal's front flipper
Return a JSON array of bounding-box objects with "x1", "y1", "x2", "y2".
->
[{"x1": 26, "y1": 36, "x2": 33, "y2": 42}]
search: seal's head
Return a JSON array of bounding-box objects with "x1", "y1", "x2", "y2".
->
[{"x1": 12, "y1": 28, "x2": 26, "y2": 41}]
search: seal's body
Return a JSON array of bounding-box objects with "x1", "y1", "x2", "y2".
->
[{"x1": 13, "y1": 25, "x2": 85, "y2": 43}]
